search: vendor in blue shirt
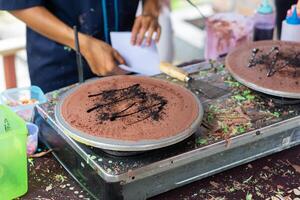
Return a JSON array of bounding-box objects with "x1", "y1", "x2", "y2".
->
[{"x1": 0, "y1": 1, "x2": 161, "y2": 92}]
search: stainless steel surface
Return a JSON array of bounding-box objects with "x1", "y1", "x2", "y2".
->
[
  {"x1": 54, "y1": 78, "x2": 204, "y2": 152},
  {"x1": 122, "y1": 128, "x2": 300, "y2": 200},
  {"x1": 188, "y1": 78, "x2": 229, "y2": 99},
  {"x1": 36, "y1": 60, "x2": 300, "y2": 200}
]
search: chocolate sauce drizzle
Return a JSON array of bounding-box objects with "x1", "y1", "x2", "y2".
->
[
  {"x1": 247, "y1": 46, "x2": 300, "y2": 77},
  {"x1": 87, "y1": 84, "x2": 168, "y2": 125}
]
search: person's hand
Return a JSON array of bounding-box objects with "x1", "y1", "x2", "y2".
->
[
  {"x1": 131, "y1": 14, "x2": 161, "y2": 46},
  {"x1": 80, "y1": 34, "x2": 125, "y2": 76}
]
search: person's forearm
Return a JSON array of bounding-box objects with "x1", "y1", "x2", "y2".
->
[
  {"x1": 10, "y1": 6, "x2": 125, "y2": 76},
  {"x1": 143, "y1": 0, "x2": 161, "y2": 17},
  {"x1": 10, "y1": 6, "x2": 86, "y2": 50}
]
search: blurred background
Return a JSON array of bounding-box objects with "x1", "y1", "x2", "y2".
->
[{"x1": 0, "y1": 0, "x2": 264, "y2": 92}]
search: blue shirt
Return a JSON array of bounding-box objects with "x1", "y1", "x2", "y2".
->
[{"x1": 0, "y1": 0, "x2": 139, "y2": 92}]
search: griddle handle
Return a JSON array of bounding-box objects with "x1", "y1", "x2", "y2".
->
[{"x1": 160, "y1": 62, "x2": 189, "y2": 82}]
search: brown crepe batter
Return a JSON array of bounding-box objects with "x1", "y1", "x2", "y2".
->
[
  {"x1": 226, "y1": 40, "x2": 300, "y2": 94},
  {"x1": 61, "y1": 76, "x2": 199, "y2": 141}
]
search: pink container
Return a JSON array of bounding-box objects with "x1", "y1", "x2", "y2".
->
[
  {"x1": 205, "y1": 13, "x2": 254, "y2": 60},
  {"x1": 26, "y1": 122, "x2": 39, "y2": 155}
]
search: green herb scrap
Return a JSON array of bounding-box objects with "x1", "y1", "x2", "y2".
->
[
  {"x1": 232, "y1": 89, "x2": 256, "y2": 102},
  {"x1": 232, "y1": 125, "x2": 249, "y2": 135},
  {"x1": 54, "y1": 174, "x2": 67, "y2": 183},
  {"x1": 220, "y1": 122, "x2": 229, "y2": 134},
  {"x1": 28, "y1": 158, "x2": 34, "y2": 167},
  {"x1": 272, "y1": 112, "x2": 280, "y2": 118},
  {"x1": 246, "y1": 192, "x2": 253, "y2": 200},
  {"x1": 196, "y1": 138, "x2": 208, "y2": 145},
  {"x1": 224, "y1": 76, "x2": 242, "y2": 88},
  {"x1": 207, "y1": 112, "x2": 214, "y2": 123}
]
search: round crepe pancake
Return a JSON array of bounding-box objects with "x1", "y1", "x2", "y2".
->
[
  {"x1": 226, "y1": 40, "x2": 300, "y2": 98},
  {"x1": 61, "y1": 75, "x2": 200, "y2": 141}
]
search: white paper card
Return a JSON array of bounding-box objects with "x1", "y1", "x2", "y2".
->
[{"x1": 110, "y1": 32, "x2": 161, "y2": 76}]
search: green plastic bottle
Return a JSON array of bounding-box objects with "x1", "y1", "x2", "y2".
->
[{"x1": 0, "y1": 105, "x2": 28, "y2": 200}]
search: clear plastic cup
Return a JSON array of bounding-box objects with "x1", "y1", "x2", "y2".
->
[
  {"x1": 0, "y1": 86, "x2": 47, "y2": 122},
  {"x1": 205, "y1": 12, "x2": 254, "y2": 60},
  {"x1": 26, "y1": 122, "x2": 39, "y2": 155}
]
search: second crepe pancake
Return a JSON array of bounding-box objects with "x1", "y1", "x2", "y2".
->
[{"x1": 226, "y1": 40, "x2": 300, "y2": 98}]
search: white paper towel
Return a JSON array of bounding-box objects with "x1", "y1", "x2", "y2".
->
[{"x1": 110, "y1": 32, "x2": 161, "y2": 76}]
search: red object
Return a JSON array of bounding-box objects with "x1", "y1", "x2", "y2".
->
[{"x1": 3, "y1": 55, "x2": 17, "y2": 89}]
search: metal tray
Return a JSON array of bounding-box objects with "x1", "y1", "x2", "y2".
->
[
  {"x1": 55, "y1": 78, "x2": 204, "y2": 152},
  {"x1": 36, "y1": 61, "x2": 300, "y2": 200}
]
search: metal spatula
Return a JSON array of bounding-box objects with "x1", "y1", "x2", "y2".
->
[{"x1": 160, "y1": 62, "x2": 228, "y2": 99}]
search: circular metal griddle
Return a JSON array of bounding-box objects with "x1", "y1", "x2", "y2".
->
[
  {"x1": 55, "y1": 78, "x2": 203, "y2": 152},
  {"x1": 226, "y1": 40, "x2": 300, "y2": 99}
]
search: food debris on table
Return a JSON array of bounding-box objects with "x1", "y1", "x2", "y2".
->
[
  {"x1": 201, "y1": 78, "x2": 278, "y2": 144},
  {"x1": 20, "y1": 155, "x2": 91, "y2": 200},
  {"x1": 152, "y1": 146, "x2": 300, "y2": 200}
]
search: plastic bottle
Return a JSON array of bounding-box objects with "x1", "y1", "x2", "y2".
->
[
  {"x1": 253, "y1": 0, "x2": 275, "y2": 41},
  {"x1": 281, "y1": 6, "x2": 300, "y2": 42},
  {"x1": 0, "y1": 105, "x2": 28, "y2": 199}
]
